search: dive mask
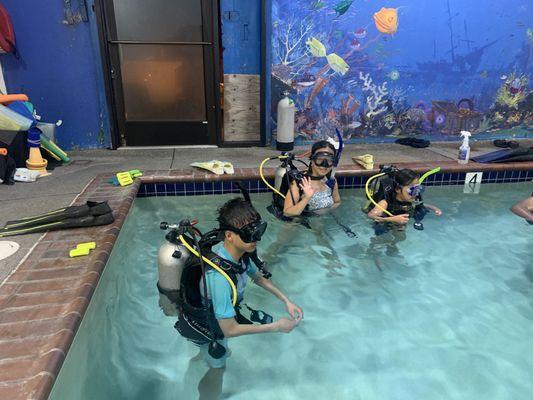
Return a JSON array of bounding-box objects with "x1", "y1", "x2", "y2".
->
[
  {"x1": 408, "y1": 184, "x2": 425, "y2": 198},
  {"x1": 310, "y1": 152, "x2": 335, "y2": 168},
  {"x1": 221, "y1": 219, "x2": 268, "y2": 243}
]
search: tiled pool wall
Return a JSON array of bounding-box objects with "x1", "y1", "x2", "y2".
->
[{"x1": 137, "y1": 169, "x2": 533, "y2": 197}]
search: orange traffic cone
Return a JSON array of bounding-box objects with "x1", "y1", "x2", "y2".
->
[
  {"x1": 26, "y1": 146, "x2": 48, "y2": 173},
  {"x1": 26, "y1": 128, "x2": 48, "y2": 174}
]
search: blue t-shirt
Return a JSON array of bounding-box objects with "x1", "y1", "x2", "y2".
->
[{"x1": 201, "y1": 244, "x2": 258, "y2": 319}]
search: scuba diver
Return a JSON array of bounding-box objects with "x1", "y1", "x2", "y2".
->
[
  {"x1": 510, "y1": 194, "x2": 533, "y2": 224},
  {"x1": 157, "y1": 183, "x2": 303, "y2": 398},
  {"x1": 364, "y1": 166, "x2": 442, "y2": 234},
  {"x1": 363, "y1": 166, "x2": 442, "y2": 266},
  {"x1": 260, "y1": 136, "x2": 354, "y2": 274},
  {"x1": 272, "y1": 140, "x2": 341, "y2": 217}
]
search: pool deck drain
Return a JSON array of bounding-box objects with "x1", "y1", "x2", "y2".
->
[{"x1": 0, "y1": 160, "x2": 532, "y2": 400}]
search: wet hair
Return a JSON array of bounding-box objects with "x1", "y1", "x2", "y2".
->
[
  {"x1": 311, "y1": 140, "x2": 336, "y2": 156},
  {"x1": 217, "y1": 198, "x2": 260, "y2": 229},
  {"x1": 392, "y1": 169, "x2": 420, "y2": 188}
]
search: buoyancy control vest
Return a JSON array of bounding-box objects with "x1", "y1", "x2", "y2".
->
[
  {"x1": 157, "y1": 231, "x2": 243, "y2": 345},
  {"x1": 363, "y1": 175, "x2": 423, "y2": 216}
]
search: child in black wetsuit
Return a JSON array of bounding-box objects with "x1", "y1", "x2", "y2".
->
[{"x1": 366, "y1": 169, "x2": 442, "y2": 235}]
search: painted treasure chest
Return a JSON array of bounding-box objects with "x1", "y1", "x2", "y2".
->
[{"x1": 431, "y1": 99, "x2": 482, "y2": 134}]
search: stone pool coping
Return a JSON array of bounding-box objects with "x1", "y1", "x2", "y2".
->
[{"x1": 0, "y1": 160, "x2": 532, "y2": 399}]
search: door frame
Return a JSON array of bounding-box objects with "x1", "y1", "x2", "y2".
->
[{"x1": 94, "y1": 0, "x2": 223, "y2": 148}]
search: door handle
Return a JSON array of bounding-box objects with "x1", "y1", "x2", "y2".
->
[{"x1": 243, "y1": 23, "x2": 249, "y2": 41}]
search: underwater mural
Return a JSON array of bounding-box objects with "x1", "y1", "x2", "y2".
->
[{"x1": 270, "y1": 0, "x2": 533, "y2": 144}]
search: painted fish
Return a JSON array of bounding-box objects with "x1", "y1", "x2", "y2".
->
[
  {"x1": 354, "y1": 28, "x2": 367, "y2": 39},
  {"x1": 374, "y1": 7, "x2": 398, "y2": 35},
  {"x1": 293, "y1": 73, "x2": 316, "y2": 88},
  {"x1": 350, "y1": 39, "x2": 361, "y2": 50},
  {"x1": 346, "y1": 121, "x2": 362, "y2": 129},
  {"x1": 311, "y1": 1, "x2": 326, "y2": 9},
  {"x1": 500, "y1": 75, "x2": 508, "y2": 80},
  {"x1": 479, "y1": 70, "x2": 489, "y2": 78},
  {"x1": 327, "y1": 53, "x2": 350, "y2": 75},
  {"x1": 386, "y1": 70, "x2": 400, "y2": 80},
  {"x1": 334, "y1": 0, "x2": 354, "y2": 16},
  {"x1": 306, "y1": 37, "x2": 327, "y2": 57}
]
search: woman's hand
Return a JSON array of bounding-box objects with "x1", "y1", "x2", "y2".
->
[{"x1": 299, "y1": 177, "x2": 315, "y2": 198}]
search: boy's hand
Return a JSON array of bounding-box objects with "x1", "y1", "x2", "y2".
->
[
  {"x1": 433, "y1": 208, "x2": 442, "y2": 216},
  {"x1": 275, "y1": 317, "x2": 300, "y2": 333},
  {"x1": 390, "y1": 214, "x2": 409, "y2": 225},
  {"x1": 285, "y1": 300, "x2": 303, "y2": 321}
]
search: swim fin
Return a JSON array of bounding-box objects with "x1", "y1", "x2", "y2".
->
[
  {"x1": 472, "y1": 147, "x2": 533, "y2": 163},
  {"x1": 190, "y1": 161, "x2": 224, "y2": 175},
  {"x1": 3, "y1": 201, "x2": 112, "y2": 230},
  {"x1": 213, "y1": 160, "x2": 234, "y2": 175},
  {"x1": 0, "y1": 212, "x2": 114, "y2": 237}
]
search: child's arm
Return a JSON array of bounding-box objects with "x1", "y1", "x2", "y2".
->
[
  {"x1": 510, "y1": 197, "x2": 533, "y2": 222},
  {"x1": 367, "y1": 200, "x2": 409, "y2": 225},
  {"x1": 424, "y1": 203, "x2": 442, "y2": 216},
  {"x1": 332, "y1": 180, "x2": 341, "y2": 205}
]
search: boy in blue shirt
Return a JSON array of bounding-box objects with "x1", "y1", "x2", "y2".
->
[
  {"x1": 197, "y1": 197, "x2": 303, "y2": 399},
  {"x1": 201, "y1": 198, "x2": 303, "y2": 366}
]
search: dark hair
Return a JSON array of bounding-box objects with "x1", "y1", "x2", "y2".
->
[
  {"x1": 392, "y1": 169, "x2": 419, "y2": 188},
  {"x1": 311, "y1": 140, "x2": 336, "y2": 156},
  {"x1": 217, "y1": 198, "x2": 260, "y2": 229}
]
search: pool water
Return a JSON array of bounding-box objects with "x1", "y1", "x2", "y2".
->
[{"x1": 50, "y1": 182, "x2": 533, "y2": 400}]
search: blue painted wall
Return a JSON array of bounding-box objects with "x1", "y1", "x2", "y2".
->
[
  {"x1": 220, "y1": 0, "x2": 261, "y2": 74},
  {"x1": 0, "y1": 0, "x2": 110, "y2": 150},
  {"x1": 270, "y1": 0, "x2": 533, "y2": 144}
]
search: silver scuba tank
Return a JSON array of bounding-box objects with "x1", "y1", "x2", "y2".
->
[
  {"x1": 276, "y1": 91, "x2": 295, "y2": 151},
  {"x1": 274, "y1": 162, "x2": 286, "y2": 192},
  {"x1": 157, "y1": 229, "x2": 191, "y2": 316}
]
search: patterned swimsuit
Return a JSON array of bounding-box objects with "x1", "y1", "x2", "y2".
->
[{"x1": 307, "y1": 186, "x2": 334, "y2": 211}]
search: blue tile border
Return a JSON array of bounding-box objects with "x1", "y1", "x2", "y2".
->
[{"x1": 137, "y1": 169, "x2": 533, "y2": 197}]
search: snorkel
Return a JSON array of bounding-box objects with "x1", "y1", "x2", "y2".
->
[
  {"x1": 326, "y1": 128, "x2": 343, "y2": 189},
  {"x1": 419, "y1": 167, "x2": 441, "y2": 184}
]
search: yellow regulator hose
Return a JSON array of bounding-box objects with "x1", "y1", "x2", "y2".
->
[{"x1": 179, "y1": 235, "x2": 238, "y2": 306}]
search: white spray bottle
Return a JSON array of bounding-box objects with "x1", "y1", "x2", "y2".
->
[{"x1": 458, "y1": 131, "x2": 471, "y2": 164}]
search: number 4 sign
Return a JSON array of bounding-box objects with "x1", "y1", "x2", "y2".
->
[{"x1": 463, "y1": 172, "x2": 483, "y2": 194}]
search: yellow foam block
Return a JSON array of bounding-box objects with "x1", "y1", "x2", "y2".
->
[
  {"x1": 116, "y1": 172, "x2": 133, "y2": 186},
  {"x1": 77, "y1": 242, "x2": 96, "y2": 250},
  {"x1": 69, "y1": 247, "x2": 90, "y2": 258}
]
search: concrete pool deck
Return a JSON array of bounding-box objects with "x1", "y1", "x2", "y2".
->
[{"x1": 0, "y1": 140, "x2": 532, "y2": 399}]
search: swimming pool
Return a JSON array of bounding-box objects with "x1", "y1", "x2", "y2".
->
[{"x1": 49, "y1": 182, "x2": 533, "y2": 400}]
